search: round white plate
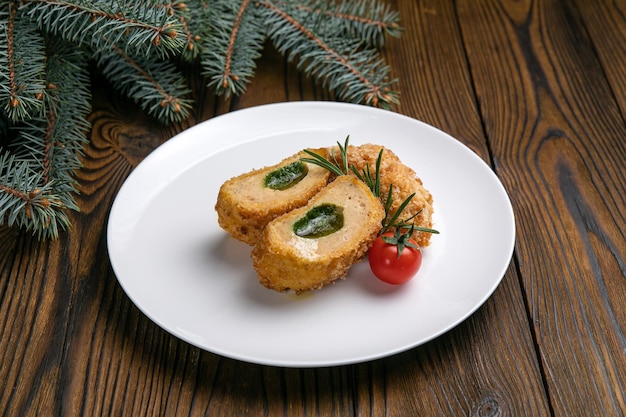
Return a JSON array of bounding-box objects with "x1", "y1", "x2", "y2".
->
[{"x1": 107, "y1": 102, "x2": 515, "y2": 367}]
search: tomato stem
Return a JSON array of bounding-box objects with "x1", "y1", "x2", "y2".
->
[{"x1": 381, "y1": 226, "x2": 421, "y2": 258}]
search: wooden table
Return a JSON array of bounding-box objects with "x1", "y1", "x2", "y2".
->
[{"x1": 2, "y1": 1, "x2": 625, "y2": 415}]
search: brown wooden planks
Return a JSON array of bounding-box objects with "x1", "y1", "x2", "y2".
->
[
  {"x1": 573, "y1": 0, "x2": 626, "y2": 117},
  {"x1": 1, "y1": 0, "x2": 625, "y2": 415},
  {"x1": 380, "y1": 1, "x2": 551, "y2": 414},
  {"x1": 457, "y1": 0, "x2": 626, "y2": 414}
]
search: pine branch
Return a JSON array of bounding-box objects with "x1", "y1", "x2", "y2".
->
[
  {"x1": 87, "y1": 1, "x2": 206, "y2": 121},
  {"x1": 11, "y1": 39, "x2": 90, "y2": 174},
  {"x1": 202, "y1": 0, "x2": 267, "y2": 97},
  {"x1": 1, "y1": 0, "x2": 404, "y2": 238},
  {"x1": 0, "y1": 150, "x2": 71, "y2": 239},
  {"x1": 258, "y1": 1, "x2": 399, "y2": 108},
  {"x1": 166, "y1": 0, "x2": 212, "y2": 61},
  {"x1": 94, "y1": 46, "x2": 193, "y2": 123},
  {"x1": 2, "y1": 37, "x2": 91, "y2": 238},
  {"x1": 291, "y1": 0, "x2": 402, "y2": 48},
  {"x1": 21, "y1": 0, "x2": 186, "y2": 58},
  {"x1": 0, "y1": 2, "x2": 47, "y2": 121}
]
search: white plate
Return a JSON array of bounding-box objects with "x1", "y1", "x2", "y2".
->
[{"x1": 107, "y1": 102, "x2": 515, "y2": 367}]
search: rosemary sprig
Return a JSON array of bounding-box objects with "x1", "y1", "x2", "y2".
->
[
  {"x1": 301, "y1": 136, "x2": 351, "y2": 176},
  {"x1": 300, "y1": 136, "x2": 440, "y2": 238},
  {"x1": 351, "y1": 148, "x2": 382, "y2": 198},
  {"x1": 380, "y1": 196, "x2": 440, "y2": 236},
  {"x1": 380, "y1": 190, "x2": 416, "y2": 234}
]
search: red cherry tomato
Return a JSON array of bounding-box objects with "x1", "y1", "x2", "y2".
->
[{"x1": 368, "y1": 232, "x2": 422, "y2": 285}]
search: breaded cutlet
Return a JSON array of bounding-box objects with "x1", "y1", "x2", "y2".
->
[
  {"x1": 215, "y1": 149, "x2": 331, "y2": 245},
  {"x1": 251, "y1": 175, "x2": 385, "y2": 293}
]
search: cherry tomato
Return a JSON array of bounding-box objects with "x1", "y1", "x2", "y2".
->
[{"x1": 368, "y1": 232, "x2": 422, "y2": 285}]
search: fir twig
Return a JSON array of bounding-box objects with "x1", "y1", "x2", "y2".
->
[
  {"x1": 0, "y1": 151, "x2": 71, "y2": 239},
  {"x1": 202, "y1": 0, "x2": 266, "y2": 97},
  {"x1": 94, "y1": 46, "x2": 193, "y2": 123},
  {"x1": 2, "y1": 37, "x2": 91, "y2": 238},
  {"x1": 258, "y1": 1, "x2": 399, "y2": 109},
  {"x1": 292, "y1": 0, "x2": 402, "y2": 48},
  {"x1": 21, "y1": 0, "x2": 186, "y2": 57},
  {"x1": 164, "y1": 1, "x2": 211, "y2": 61},
  {"x1": 0, "y1": 2, "x2": 46, "y2": 121},
  {"x1": 1, "y1": 0, "x2": 404, "y2": 238}
]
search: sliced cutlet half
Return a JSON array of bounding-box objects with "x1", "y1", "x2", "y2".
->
[
  {"x1": 251, "y1": 175, "x2": 385, "y2": 293},
  {"x1": 215, "y1": 149, "x2": 331, "y2": 245}
]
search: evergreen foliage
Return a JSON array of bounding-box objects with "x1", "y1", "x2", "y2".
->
[{"x1": 0, "y1": 0, "x2": 402, "y2": 239}]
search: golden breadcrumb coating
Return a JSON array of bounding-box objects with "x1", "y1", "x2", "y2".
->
[
  {"x1": 215, "y1": 149, "x2": 331, "y2": 245},
  {"x1": 332, "y1": 143, "x2": 435, "y2": 247},
  {"x1": 251, "y1": 176, "x2": 385, "y2": 293}
]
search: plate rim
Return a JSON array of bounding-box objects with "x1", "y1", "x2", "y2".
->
[{"x1": 107, "y1": 101, "x2": 516, "y2": 367}]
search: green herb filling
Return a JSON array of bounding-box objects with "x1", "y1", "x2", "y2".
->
[
  {"x1": 264, "y1": 161, "x2": 308, "y2": 190},
  {"x1": 293, "y1": 204, "x2": 344, "y2": 238}
]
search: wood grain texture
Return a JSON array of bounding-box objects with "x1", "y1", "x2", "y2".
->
[
  {"x1": 573, "y1": 0, "x2": 626, "y2": 117},
  {"x1": 0, "y1": 45, "x2": 367, "y2": 417},
  {"x1": 383, "y1": 270, "x2": 551, "y2": 416},
  {"x1": 1, "y1": 0, "x2": 625, "y2": 416},
  {"x1": 385, "y1": 0, "x2": 488, "y2": 155},
  {"x1": 457, "y1": 0, "x2": 626, "y2": 415},
  {"x1": 374, "y1": 1, "x2": 552, "y2": 415}
]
